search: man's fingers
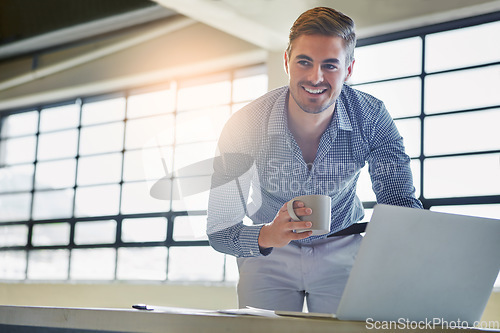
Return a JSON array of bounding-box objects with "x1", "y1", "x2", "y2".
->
[
  {"x1": 287, "y1": 221, "x2": 312, "y2": 231},
  {"x1": 290, "y1": 230, "x2": 313, "y2": 240}
]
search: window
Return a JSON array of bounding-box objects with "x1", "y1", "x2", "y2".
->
[
  {"x1": 351, "y1": 17, "x2": 500, "y2": 287},
  {"x1": 0, "y1": 65, "x2": 267, "y2": 282}
]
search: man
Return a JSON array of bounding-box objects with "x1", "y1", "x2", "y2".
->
[{"x1": 207, "y1": 7, "x2": 422, "y2": 313}]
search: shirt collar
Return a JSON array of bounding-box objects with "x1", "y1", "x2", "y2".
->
[{"x1": 267, "y1": 85, "x2": 353, "y2": 138}]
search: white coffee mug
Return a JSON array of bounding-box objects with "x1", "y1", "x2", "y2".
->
[{"x1": 286, "y1": 194, "x2": 331, "y2": 236}]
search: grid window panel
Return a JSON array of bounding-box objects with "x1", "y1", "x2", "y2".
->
[
  {"x1": 75, "y1": 184, "x2": 121, "y2": 217},
  {"x1": 116, "y1": 247, "x2": 167, "y2": 280},
  {"x1": 424, "y1": 154, "x2": 500, "y2": 198},
  {"x1": 74, "y1": 220, "x2": 116, "y2": 245},
  {"x1": 173, "y1": 215, "x2": 208, "y2": 241},
  {"x1": 353, "y1": 77, "x2": 421, "y2": 118},
  {"x1": 70, "y1": 248, "x2": 116, "y2": 280},
  {"x1": 0, "y1": 164, "x2": 34, "y2": 193},
  {"x1": 32, "y1": 222, "x2": 70, "y2": 246},
  {"x1": 424, "y1": 65, "x2": 500, "y2": 114},
  {"x1": 127, "y1": 89, "x2": 175, "y2": 119},
  {"x1": 37, "y1": 130, "x2": 78, "y2": 161},
  {"x1": 424, "y1": 108, "x2": 500, "y2": 156},
  {"x1": 0, "y1": 110, "x2": 38, "y2": 138},
  {"x1": 425, "y1": 21, "x2": 500, "y2": 73},
  {"x1": 121, "y1": 217, "x2": 167, "y2": 243},
  {"x1": 123, "y1": 146, "x2": 174, "y2": 182},
  {"x1": 171, "y1": 176, "x2": 211, "y2": 212},
  {"x1": 0, "y1": 250, "x2": 26, "y2": 279},
  {"x1": 81, "y1": 98, "x2": 126, "y2": 126},
  {"x1": 35, "y1": 159, "x2": 76, "y2": 190},
  {"x1": 0, "y1": 136, "x2": 37, "y2": 164},
  {"x1": 0, "y1": 192, "x2": 32, "y2": 222},
  {"x1": 232, "y1": 73, "x2": 268, "y2": 103},
  {"x1": 77, "y1": 153, "x2": 122, "y2": 186},
  {"x1": 175, "y1": 106, "x2": 230, "y2": 144},
  {"x1": 225, "y1": 255, "x2": 239, "y2": 282},
  {"x1": 27, "y1": 249, "x2": 69, "y2": 280},
  {"x1": 167, "y1": 246, "x2": 224, "y2": 282},
  {"x1": 0, "y1": 224, "x2": 28, "y2": 247},
  {"x1": 177, "y1": 80, "x2": 231, "y2": 112},
  {"x1": 121, "y1": 181, "x2": 169, "y2": 214},
  {"x1": 79, "y1": 122, "x2": 124, "y2": 155},
  {"x1": 39, "y1": 104, "x2": 79, "y2": 132},
  {"x1": 350, "y1": 37, "x2": 422, "y2": 83},
  {"x1": 32, "y1": 189, "x2": 74, "y2": 220},
  {"x1": 430, "y1": 204, "x2": 500, "y2": 220},
  {"x1": 125, "y1": 114, "x2": 175, "y2": 150},
  {"x1": 394, "y1": 118, "x2": 421, "y2": 158},
  {"x1": 173, "y1": 141, "x2": 217, "y2": 177}
]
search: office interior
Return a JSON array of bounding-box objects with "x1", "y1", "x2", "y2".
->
[{"x1": 0, "y1": 0, "x2": 499, "y2": 324}]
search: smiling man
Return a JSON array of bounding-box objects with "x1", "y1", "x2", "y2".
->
[{"x1": 207, "y1": 7, "x2": 422, "y2": 314}]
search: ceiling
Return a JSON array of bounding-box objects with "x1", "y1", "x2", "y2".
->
[{"x1": 1, "y1": 0, "x2": 500, "y2": 60}]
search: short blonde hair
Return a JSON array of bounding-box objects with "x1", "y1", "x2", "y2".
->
[{"x1": 286, "y1": 7, "x2": 356, "y2": 66}]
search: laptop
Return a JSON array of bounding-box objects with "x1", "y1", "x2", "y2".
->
[{"x1": 335, "y1": 204, "x2": 500, "y2": 326}]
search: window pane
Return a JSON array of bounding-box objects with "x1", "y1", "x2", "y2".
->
[
  {"x1": 0, "y1": 136, "x2": 37, "y2": 164},
  {"x1": 424, "y1": 109, "x2": 500, "y2": 156},
  {"x1": 35, "y1": 159, "x2": 76, "y2": 189},
  {"x1": 79, "y1": 122, "x2": 124, "y2": 155},
  {"x1": 175, "y1": 106, "x2": 230, "y2": 144},
  {"x1": 37, "y1": 130, "x2": 78, "y2": 161},
  {"x1": 123, "y1": 146, "x2": 173, "y2": 182},
  {"x1": 125, "y1": 115, "x2": 175, "y2": 150},
  {"x1": 353, "y1": 77, "x2": 421, "y2": 118},
  {"x1": 225, "y1": 255, "x2": 239, "y2": 282},
  {"x1": 0, "y1": 192, "x2": 31, "y2": 222},
  {"x1": 27, "y1": 249, "x2": 69, "y2": 280},
  {"x1": 168, "y1": 246, "x2": 224, "y2": 281},
  {"x1": 75, "y1": 185, "x2": 120, "y2": 217},
  {"x1": 350, "y1": 37, "x2": 422, "y2": 83},
  {"x1": 424, "y1": 154, "x2": 500, "y2": 198},
  {"x1": 0, "y1": 111, "x2": 38, "y2": 138},
  {"x1": 430, "y1": 204, "x2": 500, "y2": 220},
  {"x1": 173, "y1": 215, "x2": 208, "y2": 241},
  {"x1": 0, "y1": 250, "x2": 26, "y2": 279},
  {"x1": 81, "y1": 98, "x2": 125, "y2": 125},
  {"x1": 122, "y1": 217, "x2": 167, "y2": 242},
  {"x1": 32, "y1": 223, "x2": 70, "y2": 246},
  {"x1": 39, "y1": 104, "x2": 79, "y2": 132},
  {"x1": 32, "y1": 189, "x2": 74, "y2": 220},
  {"x1": 178, "y1": 80, "x2": 231, "y2": 111},
  {"x1": 173, "y1": 142, "x2": 217, "y2": 177},
  {"x1": 74, "y1": 220, "x2": 116, "y2": 245},
  {"x1": 425, "y1": 65, "x2": 500, "y2": 114},
  {"x1": 394, "y1": 118, "x2": 420, "y2": 158},
  {"x1": 121, "y1": 181, "x2": 169, "y2": 214},
  {"x1": 70, "y1": 248, "x2": 116, "y2": 280},
  {"x1": 0, "y1": 164, "x2": 34, "y2": 193},
  {"x1": 127, "y1": 89, "x2": 175, "y2": 119},
  {"x1": 426, "y1": 21, "x2": 500, "y2": 73},
  {"x1": 117, "y1": 247, "x2": 166, "y2": 280},
  {"x1": 77, "y1": 153, "x2": 122, "y2": 186},
  {"x1": 233, "y1": 74, "x2": 268, "y2": 103},
  {"x1": 0, "y1": 224, "x2": 28, "y2": 246},
  {"x1": 171, "y1": 176, "x2": 211, "y2": 211}
]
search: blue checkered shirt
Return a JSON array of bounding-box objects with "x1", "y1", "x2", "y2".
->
[{"x1": 207, "y1": 84, "x2": 422, "y2": 258}]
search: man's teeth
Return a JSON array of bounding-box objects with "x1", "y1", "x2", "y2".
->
[{"x1": 304, "y1": 87, "x2": 326, "y2": 94}]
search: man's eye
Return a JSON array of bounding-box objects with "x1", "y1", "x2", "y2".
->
[
  {"x1": 298, "y1": 60, "x2": 311, "y2": 66},
  {"x1": 323, "y1": 64, "x2": 338, "y2": 70}
]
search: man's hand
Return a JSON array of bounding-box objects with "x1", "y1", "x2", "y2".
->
[{"x1": 258, "y1": 200, "x2": 313, "y2": 249}]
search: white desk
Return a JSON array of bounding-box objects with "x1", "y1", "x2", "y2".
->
[{"x1": 0, "y1": 305, "x2": 496, "y2": 333}]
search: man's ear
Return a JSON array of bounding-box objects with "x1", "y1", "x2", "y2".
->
[
  {"x1": 344, "y1": 59, "x2": 355, "y2": 82},
  {"x1": 284, "y1": 51, "x2": 290, "y2": 75}
]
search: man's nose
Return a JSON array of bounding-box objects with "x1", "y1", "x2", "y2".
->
[{"x1": 307, "y1": 65, "x2": 324, "y2": 85}]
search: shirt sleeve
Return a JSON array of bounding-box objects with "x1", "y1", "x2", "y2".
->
[
  {"x1": 366, "y1": 101, "x2": 423, "y2": 209},
  {"x1": 206, "y1": 116, "x2": 271, "y2": 258}
]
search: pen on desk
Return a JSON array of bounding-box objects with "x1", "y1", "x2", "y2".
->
[{"x1": 132, "y1": 304, "x2": 154, "y2": 311}]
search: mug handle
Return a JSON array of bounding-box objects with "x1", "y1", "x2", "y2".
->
[{"x1": 286, "y1": 199, "x2": 301, "y2": 221}]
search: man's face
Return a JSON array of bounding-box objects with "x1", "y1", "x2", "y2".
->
[{"x1": 285, "y1": 34, "x2": 354, "y2": 114}]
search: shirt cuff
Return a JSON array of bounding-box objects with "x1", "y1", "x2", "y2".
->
[{"x1": 238, "y1": 224, "x2": 272, "y2": 257}]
